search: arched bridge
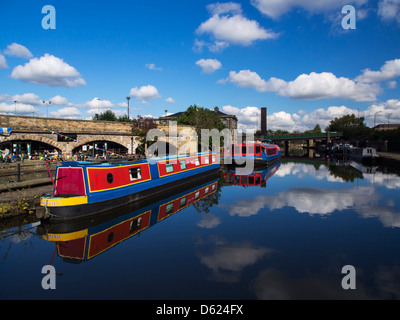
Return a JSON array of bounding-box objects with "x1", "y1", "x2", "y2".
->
[{"x1": 0, "y1": 115, "x2": 197, "y2": 158}]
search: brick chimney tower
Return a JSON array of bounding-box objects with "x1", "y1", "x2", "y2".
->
[{"x1": 261, "y1": 107, "x2": 267, "y2": 135}]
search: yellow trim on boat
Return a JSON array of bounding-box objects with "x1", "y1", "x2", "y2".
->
[
  {"x1": 43, "y1": 229, "x2": 88, "y2": 242},
  {"x1": 40, "y1": 195, "x2": 88, "y2": 207}
]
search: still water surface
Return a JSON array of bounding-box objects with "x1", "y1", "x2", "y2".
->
[{"x1": 1, "y1": 159, "x2": 400, "y2": 300}]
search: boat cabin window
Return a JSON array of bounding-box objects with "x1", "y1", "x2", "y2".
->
[
  {"x1": 166, "y1": 163, "x2": 174, "y2": 173},
  {"x1": 248, "y1": 176, "x2": 255, "y2": 185},
  {"x1": 256, "y1": 176, "x2": 261, "y2": 184},
  {"x1": 256, "y1": 146, "x2": 261, "y2": 154},
  {"x1": 204, "y1": 156, "x2": 209, "y2": 164},
  {"x1": 180, "y1": 160, "x2": 187, "y2": 170},
  {"x1": 234, "y1": 176, "x2": 240, "y2": 184},
  {"x1": 166, "y1": 203, "x2": 174, "y2": 215},
  {"x1": 129, "y1": 167, "x2": 142, "y2": 181},
  {"x1": 212, "y1": 184, "x2": 216, "y2": 191},
  {"x1": 195, "y1": 157, "x2": 200, "y2": 166},
  {"x1": 242, "y1": 146, "x2": 247, "y2": 154},
  {"x1": 240, "y1": 176, "x2": 247, "y2": 184},
  {"x1": 234, "y1": 146, "x2": 240, "y2": 154},
  {"x1": 205, "y1": 187, "x2": 209, "y2": 194},
  {"x1": 248, "y1": 146, "x2": 254, "y2": 154},
  {"x1": 106, "y1": 173, "x2": 114, "y2": 184},
  {"x1": 212, "y1": 155, "x2": 216, "y2": 163},
  {"x1": 180, "y1": 197, "x2": 186, "y2": 207},
  {"x1": 195, "y1": 191, "x2": 200, "y2": 199}
]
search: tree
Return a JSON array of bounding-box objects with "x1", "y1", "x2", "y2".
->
[
  {"x1": 93, "y1": 110, "x2": 118, "y2": 121},
  {"x1": 177, "y1": 105, "x2": 225, "y2": 134},
  {"x1": 177, "y1": 105, "x2": 226, "y2": 150},
  {"x1": 132, "y1": 116, "x2": 157, "y2": 154},
  {"x1": 325, "y1": 114, "x2": 372, "y2": 139},
  {"x1": 304, "y1": 124, "x2": 322, "y2": 134}
]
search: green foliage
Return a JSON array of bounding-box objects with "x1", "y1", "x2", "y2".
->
[
  {"x1": 325, "y1": 114, "x2": 372, "y2": 139},
  {"x1": 132, "y1": 116, "x2": 158, "y2": 154},
  {"x1": 93, "y1": 110, "x2": 118, "y2": 121},
  {"x1": 177, "y1": 105, "x2": 226, "y2": 135},
  {"x1": 304, "y1": 124, "x2": 322, "y2": 134},
  {"x1": 177, "y1": 105, "x2": 226, "y2": 150}
]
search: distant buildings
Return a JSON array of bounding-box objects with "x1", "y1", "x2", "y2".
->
[{"x1": 373, "y1": 124, "x2": 400, "y2": 131}]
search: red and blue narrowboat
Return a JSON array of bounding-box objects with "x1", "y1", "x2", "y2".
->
[
  {"x1": 39, "y1": 152, "x2": 219, "y2": 220},
  {"x1": 38, "y1": 177, "x2": 219, "y2": 261},
  {"x1": 225, "y1": 141, "x2": 281, "y2": 165}
]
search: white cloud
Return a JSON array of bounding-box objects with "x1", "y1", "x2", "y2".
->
[
  {"x1": 281, "y1": 72, "x2": 380, "y2": 101},
  {"x1": 378, "y1": 0, "x2": 400, "y2": 23},
  {"x1": 49, "y1": 95, "x2": 75, "y2": 107},
  {"x1": 11, "y1": 54, "x2": 86, "y2": 87},
  {"x1": 196, "y1": 214, "x2": 221, "y2": 228},
  {"x1": 80, "y1": 97, "x2": 114, "y2": 109},
  {"x1": 222, "y1": 97, "x2": 400, "y2": 133},
  {"x1": 0, "y1": 54, "x2": 8, "y2": 69},
  {"x1": 145, "y1": 63, "x2": 162, "y2": 71},
  {"x1": 0, "y1": 102, "x2": 38, "y2": 116},
  {"x1": 199, "y1": 241, "x2": 271, "y2": 273},
  {"x1": 130, "y1": 85, "x2": 160, "y2": 104},
  {"x1": 220, "y1": 69, "x2": 381, "y2": 102},
  {"x1": 219, "y1": 69, "x2": 285, "y2": 92},
  {"x1": 165, "y1": 97, "x2": 175, "y2": 104},
  {"x1": 251, "y1": 0, "x2": 368, "y2": 19},
  {"x1": 49, "y1": 107, "x2": 82, "y2": 119},
  {"x1": 11, "y1": 93, "x2": 41, "y2": 106},
  {"x1": 206, "y1": 2, "x2": 243, "y2": 15},
  {"x1": 355, "y1": 58, "x2": 400, "y2": 83},
  {"x1": 4, "y1": 43, "x2": 33, "y2": 59},
  {"x1": 196, "y1": 58, "x2": 222, "y2": 73},
  {"x1": 196, "y1": 2, "x2": 278, "y2": 52}
]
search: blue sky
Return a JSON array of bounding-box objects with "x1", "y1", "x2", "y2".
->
[{"x1": 1, "y1": 0, "x2": 400, "y2": 132}]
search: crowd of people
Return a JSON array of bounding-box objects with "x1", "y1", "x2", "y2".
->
[{"x1": 0, "y1": 148, "x2": 63, "y2": 163}]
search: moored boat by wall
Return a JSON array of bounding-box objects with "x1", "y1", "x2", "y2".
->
[
  {"x1": 224, "y1": 142, "x2": 281, "y2": 166},
  {"x1": 39, "y1": 152, "x2": 219, "y2": 220}
]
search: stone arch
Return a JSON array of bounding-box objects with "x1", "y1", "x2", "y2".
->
[
  {"x1": 71, "y1": 138, "x2": 130, "y2": 156},
  {"x1": 0, "y1": 133, "x2": 64, "y2": 152}
]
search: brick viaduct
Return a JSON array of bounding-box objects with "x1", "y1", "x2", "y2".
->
[{"x1": 0, "y1": 115, "x2": 198, "y2": 158}]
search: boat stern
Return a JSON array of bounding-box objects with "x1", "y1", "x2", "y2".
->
[{"x1": 39, "y1": 195, "x2": 88, "y2": 219}]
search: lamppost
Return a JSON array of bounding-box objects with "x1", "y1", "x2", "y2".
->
[
  {"x1": 42, "y1": 100, "x2": 51, "y2": 117},
  {"x1": 14, "y1": 100, "x2": 17, "y2": 115},
  {"x1": 374, "y1": 111, "x2": 382, "y2": 128},
  {"x1": 126, "y1": 97, "x2": 131, "y2": 121}
]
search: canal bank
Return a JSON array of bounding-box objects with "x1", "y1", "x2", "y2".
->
[{"x1": 377, "y1": 151, "x2": 400, "y2": 170}]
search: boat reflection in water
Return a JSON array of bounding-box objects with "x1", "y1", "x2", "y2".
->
[
  {"x1": 221, "y1": 161, "x2": 280, "y2": 187},
  {"x1": 37, "y1": 175, "x2": 219, "y2": 262}
]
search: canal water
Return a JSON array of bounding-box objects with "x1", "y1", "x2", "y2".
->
[{"x1": 1, "y1": 159, "x2": 400, "y2": 300}]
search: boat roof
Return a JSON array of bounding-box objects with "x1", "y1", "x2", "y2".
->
[{"x1": 59, "y1": 152, "x2": 215, "y2": 167}]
